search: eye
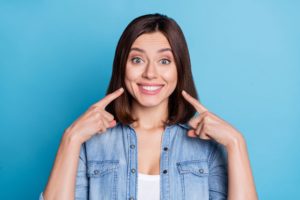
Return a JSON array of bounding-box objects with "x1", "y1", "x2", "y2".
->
[
  {"x1": 131, "y1": 57, "x2": 144, "y2": 64},
  {"x1": 160, "y1": 58, "x2": 171, "y2": 65}
]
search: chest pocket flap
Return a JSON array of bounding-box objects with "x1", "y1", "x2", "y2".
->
[
  {"x1": 87, "y1": 160, "x2": 119, "y2": 178},
  {"x1": 176, "y1": 160, "x2": 209, "y2": 177}
]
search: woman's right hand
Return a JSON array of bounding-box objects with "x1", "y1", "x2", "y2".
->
[{"x1": 63, "y1": 87, "x2": 124, "y2": 144}]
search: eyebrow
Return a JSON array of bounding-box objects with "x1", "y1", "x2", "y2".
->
[{"x1": 129, "y1": 47, "x2": 172, "y2": 53}]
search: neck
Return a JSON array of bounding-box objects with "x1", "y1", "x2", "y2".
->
[{"x1": 130, "y1": 100, "x2": 169, "y2": 130}]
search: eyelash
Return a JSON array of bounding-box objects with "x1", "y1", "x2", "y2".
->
[
  {"x1": 131, "y1": 57, "x2": 171, "y2": 65},
  {"x1": 160, "y1": 59, "x2": 171, "y2": 65},
  {"x1": 131, "y1": 57, "x2": 143, "y2": 64}
]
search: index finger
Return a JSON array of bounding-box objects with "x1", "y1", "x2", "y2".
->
[
  {"x1": 182, "y1": 90, "x2": 208, "y2": 114},
  {"x1": 97, "y1": 87, "x2": 124, "y2": 108}
]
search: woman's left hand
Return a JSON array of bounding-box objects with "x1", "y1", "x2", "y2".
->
[{"x1": 182, "y1": 90, "x2": 244, "y2": 148}]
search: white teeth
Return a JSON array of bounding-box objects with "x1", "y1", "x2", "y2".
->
[{"x1": 141, "y1": 86, "x2": 162, "y2": 91}]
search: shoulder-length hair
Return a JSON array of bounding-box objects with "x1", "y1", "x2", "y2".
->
[{"x1": 105, "y1": 13, "x2": 199, "y2": 126}]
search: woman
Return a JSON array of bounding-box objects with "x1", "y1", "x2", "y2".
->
[{"x1": 40, "y1": 13, "x2": 258, "y2": 200}]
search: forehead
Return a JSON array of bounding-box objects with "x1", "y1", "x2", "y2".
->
[{"x1": 131, "y1": 32, "x2": 171, "y2": 50}]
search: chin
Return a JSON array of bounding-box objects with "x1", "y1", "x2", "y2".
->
[
  {"x1": 138, "y1": 101, "x2": 162, "y2": 108},
  {"x1": 135, "y1": 95, "x2": 168, "y2": 108}
]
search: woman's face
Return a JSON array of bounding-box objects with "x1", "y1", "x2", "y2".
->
[{"x1": 125, "y1": 31, "x2": 177, "y2": 108}]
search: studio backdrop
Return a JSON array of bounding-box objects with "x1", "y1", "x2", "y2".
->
[{"x1": 0, "y1": 0, "x2": 299, "y2": 199}]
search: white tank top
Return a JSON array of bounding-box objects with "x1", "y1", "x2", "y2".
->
[{"x1": 137, "y1": 172, "x2": 160, "y2": 200}]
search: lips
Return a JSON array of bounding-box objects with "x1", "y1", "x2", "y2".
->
[{"x1": 137, "y1": 83, "x2": 164, "y2": 95}]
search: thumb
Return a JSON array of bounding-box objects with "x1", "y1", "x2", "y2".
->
[
  {"x1": 188, "y1": 115, "x2": 200, "y2": 129},
  {"x1": 187, "y1": 130, "x2": 198, "y2": 138}
]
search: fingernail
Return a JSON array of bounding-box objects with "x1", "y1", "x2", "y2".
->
[{"x1": 119, "y1": 87, "x2": 124, "y2": 92}]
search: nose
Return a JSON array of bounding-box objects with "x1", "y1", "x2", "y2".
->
[{"x1": 142, "y1": 61, "x2": 158, "y2": 79}]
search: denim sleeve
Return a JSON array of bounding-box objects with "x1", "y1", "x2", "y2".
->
[
  {"x1": 39, "y1": 192, "x2": 44, "y2": 200},
  {"x1": 208, "y1": 142, "x2": 228, "y2": 200},
  {"x1": 75, "y1": 142, "x2": 89, "y2": 199}
]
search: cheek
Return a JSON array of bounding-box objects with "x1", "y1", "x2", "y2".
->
[
  {"x1": 124, "y1": 74, "x2": 133, "y2": 93},
  {"x1": 163, "y1": 67, "x2": 178, "y2": 86},
  {"x1": 125, "y1": 66, "x2": 140, "y2": 92},
  {"x1": 125, "y1": 65, "x2": 141, "y2": 81}
]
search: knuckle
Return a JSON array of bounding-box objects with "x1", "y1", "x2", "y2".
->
[
  {"x1": 202, "y1": 116, "x2": 208, "y2": 123},
  {"x1": 94, "y1": 112, "x2": 101, "y2": 119},
  {"x1": 202, "y1": 111, "x2": 209, "y2": 117},
  {"x1": 108, "y1": 115, "x2": 114, "y2": 121},
  {"x1": 89, "y1": 106, "x2": 98, "y2": 113},
  {"x1": 93, "y1": 106, "x2": 104, "y2": 112},
  {"x1": 105, "y1": 111, "x2": 114, "y2": 120},
  {"x1": 90, "y1": 104, "x2": 99, "y2": 109},
  {"x1": 108, "y1": 113, "x2": 114, "y2": 119}
]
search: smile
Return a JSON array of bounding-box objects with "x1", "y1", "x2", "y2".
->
[{"x1": 138, "y1": 84, "x2": 164, "y2": 95}]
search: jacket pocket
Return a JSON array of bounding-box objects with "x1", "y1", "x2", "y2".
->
[
  {"x1": 177, "y1": 160, "x2": 209, "y2": 200},
  {"x1": 87, "y1": 160, "x2": 119, "y2": 200}
]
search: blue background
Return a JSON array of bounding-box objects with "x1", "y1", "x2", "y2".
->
[{"x1": 1, "y1": 0, "x2": 299, "y2": 199}]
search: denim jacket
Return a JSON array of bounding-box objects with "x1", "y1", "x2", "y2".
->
[{"x1": 40, "y1": 122, "x2": 228, "y2": 200}]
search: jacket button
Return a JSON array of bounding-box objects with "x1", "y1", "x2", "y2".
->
[
  {"x1": 163, "y1": 169, "x2": 168, "y2": 174},
  {"x1": 199, "y1": 168, "x2": 204, "y2": 174},
  {"x1": 131, "y1": 168, "x2": 136, "y2": 173},
  {"x1": 163, "y1": 147, "x2": 168, "y2": 151},
  {"x1": 94, "y1": 170, "x2": 99, "y2": 175},
  {"x1": 130, "y1": 144, "x2": 135, "y2": 149}
]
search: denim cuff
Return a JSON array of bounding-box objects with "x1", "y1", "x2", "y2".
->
[{"x1": 39, "y1": 192, "x2": 44, "y2": 200}]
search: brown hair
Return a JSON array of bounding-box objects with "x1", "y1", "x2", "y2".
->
[{"x1": 105, "y1": 13, "x2": 199, "y2": 126}]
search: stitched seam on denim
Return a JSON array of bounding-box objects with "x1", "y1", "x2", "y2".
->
[
  {"x1": 208, "y1": 142, "x2": 218, "y2": 168},
  {"x1": 208, "y1": 143, "x2": 217, "y2": 200},
  {"x1": 209, "y1": 174, "x2": 227, "y2": 178},
  {"x1": 209, "y1": 189, "x2": 227, "y2": 196},
  {"x1": 113, "y1": 170, "x2": 118, "y2": 200},
  {"x1": 125, "y1": 126, "x2": 131, "y2": 200},
  {"x1": 180, "y1": 173, "x2": 185, "y2": 200}
]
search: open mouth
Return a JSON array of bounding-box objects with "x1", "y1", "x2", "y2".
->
[{"x1": 137, "y1": 84, "x2": 164, "y2": 95}]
